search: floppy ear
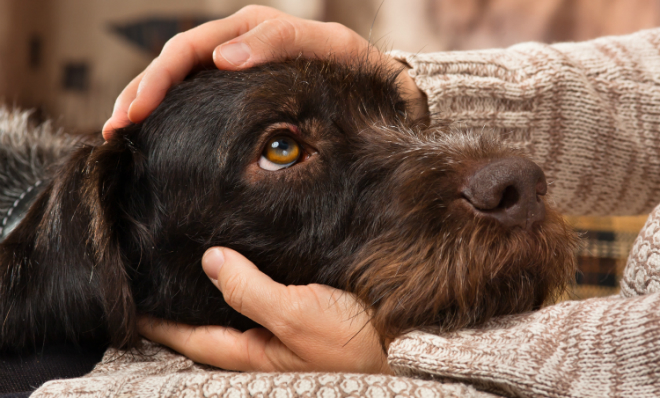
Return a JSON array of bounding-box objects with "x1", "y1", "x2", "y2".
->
[
  {"x1": 0, "y1": 125, "x2": 147, "y2": 352},
  {"x1": 80, "y1": 128, "x2": 151, "y2": 349}
]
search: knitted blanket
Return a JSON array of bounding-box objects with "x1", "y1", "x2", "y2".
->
[{"x1": 32, "y1": 340, "x2": 495, "y2": 398}]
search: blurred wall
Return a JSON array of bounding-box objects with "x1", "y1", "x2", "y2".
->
[
  {"x1": 1, "y1": 0, "x2": 659, "y2": 132},
  {"x1": 0, "y1": 1, "x2": 9, "y2": 96},
  {"x1": 326, "y1": 0, "x2": 660, "y2": 53},
  {"x1": 0, "y1": 0, "x2": 322, "y2": 132}
]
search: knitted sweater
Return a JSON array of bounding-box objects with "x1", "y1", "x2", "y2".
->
[{"x1": 32, "y1": 29, "x2": 660, "y2": 398}]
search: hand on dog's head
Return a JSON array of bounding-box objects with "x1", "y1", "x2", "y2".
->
[{"x1": 0, "y1": 58, "x2": 577, "y2": 353}]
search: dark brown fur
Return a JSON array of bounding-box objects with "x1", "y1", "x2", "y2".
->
[{"x1": 0, "y1": 57, "x2": 577, "y2": 353}]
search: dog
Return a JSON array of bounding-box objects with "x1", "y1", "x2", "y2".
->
[{"x1": 0, "y1": 58, "x2": 578, "y2": 354}]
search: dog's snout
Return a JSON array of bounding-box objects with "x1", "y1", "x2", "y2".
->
[{"x1": 461, "y1": 158, "x2": 547, "y2": 230}]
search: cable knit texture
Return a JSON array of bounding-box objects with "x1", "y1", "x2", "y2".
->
[
  {"x1": 621, "y1": 203, "x2": 660, "y2": 297},
  {"x1": 32, "y1": 340, "x2": 497, "y2": 398},
  {"x1": 32, "y1": 29, "x2": 660, "y2": 397}
]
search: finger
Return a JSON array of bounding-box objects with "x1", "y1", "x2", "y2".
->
[
  {"x1": 213, "y1": 19, "x2": 369, "y2": 70},
  {"x1": 127, "y1": 5, "x2": 282, "y2": 123},
  {"x1": 102, "y1": 71, "x2": 144, "y2": 140},
  {"x1": 138, "y1": 317, "x2": 305, "y2": 372},
  {"x1": 202, "y1": 248, "x2": 293, "y2": 332},
  {"x1": 203, "y1": 248, "x2": 373, "y2": 342}
]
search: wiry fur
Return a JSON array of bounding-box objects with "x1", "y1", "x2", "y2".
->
[
  {"x1": 0, "y1": 108, "x2": 85, "y2": 225},
  {"x1": 0, "y1": 58, "x2": 578, "y2": 353}
]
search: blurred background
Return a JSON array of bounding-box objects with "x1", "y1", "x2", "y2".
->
[
  {"x1": 0, "y1": 0, "x2": 658, "y2": 299},
  {"x1": 2, "y1": 0, "x2": 660, "y2": 133}
]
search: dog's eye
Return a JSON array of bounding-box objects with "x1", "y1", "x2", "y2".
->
[{"x1": 259, "y1": 136, "x2": 301, "y2": 171}]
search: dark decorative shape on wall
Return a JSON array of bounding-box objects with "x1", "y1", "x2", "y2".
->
[
  {"x1": 62, "y1": 62, "x2": 89, "y2": 91},
  {"x1": 110, "y1": 16, "x2": 219, "y2": 57},
  {"x1": 29, "y1": 35, "x2": 42, "y2": 69}
]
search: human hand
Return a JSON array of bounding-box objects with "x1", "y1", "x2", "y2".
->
[
  {"x1": 138, "y1": 247, "x2": 391, "y2": 374},
  {"x1": 102, "y1": 5, "x2": 426, "y2": 140}
]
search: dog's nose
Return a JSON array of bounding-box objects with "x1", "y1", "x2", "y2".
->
[{"x1": 461, "y1": 158, "x2": 547, "y2": 230}]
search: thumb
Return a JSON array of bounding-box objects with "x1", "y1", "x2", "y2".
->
[
  {"x1": 212, "y1": 19, "x2": 368, "y2": 70},
  {"x1": 212, "y1": 19, "x2": 301, "y2": 69},
  {"x1": 202, "y1": 247, "x2": 288, "y2": 330}
]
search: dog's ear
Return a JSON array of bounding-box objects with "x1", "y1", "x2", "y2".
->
[
  {"x1": 0, "y1": 125, "x2": 148, "y2": 352},
  {"x1": 79, "y1": 128, "x2": 151, "y2": 349}
]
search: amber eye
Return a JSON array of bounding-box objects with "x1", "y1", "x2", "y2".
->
[{"x1": 258, "y1": 136, "x2": 301, "y2": 171}]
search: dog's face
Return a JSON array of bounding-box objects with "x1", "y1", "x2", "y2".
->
[{"x1": 0, "y1": 59, "x2": 577, "y2": 352}]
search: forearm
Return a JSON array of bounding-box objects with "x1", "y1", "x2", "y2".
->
[
  {"x1": 388, "y1": 292, "x2": 660, "y2": 398},
  {"x1": 392, "y1": 28, "x2": 660, "y2": 216}
]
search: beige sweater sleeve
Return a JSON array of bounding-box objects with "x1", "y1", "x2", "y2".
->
[
  {"x1": 391, "y1": 28, "x2": 660, "y2": 216},
  {"x1": 388, "y1": 293, "x2": 660, "y2": 398}
]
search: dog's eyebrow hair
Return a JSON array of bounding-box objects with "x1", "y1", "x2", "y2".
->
[
  {"x1": 330, "y1": 120, "x2": 345, "y2": 136},
  {"x1": 262, "y1": 122, "x2": 302, "y2": 137}
]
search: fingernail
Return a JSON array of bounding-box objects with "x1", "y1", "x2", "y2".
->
[
  {"x1": 127, "y1": 101, "x2": 137, "y2": 121},
  {"x1": 202, "y1": 248, "x2": 225, "y2": 281},
  {"x1": 218, "y1": 42, "x2": 251, "y2": 66}
]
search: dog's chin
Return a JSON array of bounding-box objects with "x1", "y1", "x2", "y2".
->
[{"x1": 345, "y1": 203, "x2": 578, "y2": 342}]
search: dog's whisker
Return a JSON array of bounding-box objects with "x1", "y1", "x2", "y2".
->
[{"x1": 342, "y1": 318, "x2": 374, "y2": 348}]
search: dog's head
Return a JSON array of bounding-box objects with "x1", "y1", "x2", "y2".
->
[{"x1": 0, "y1": 58, "x2": 577, "y2": 352}]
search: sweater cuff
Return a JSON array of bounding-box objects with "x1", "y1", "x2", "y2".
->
[{"x1": 388, "y1": 47, "x2": 541, "y2": 135}]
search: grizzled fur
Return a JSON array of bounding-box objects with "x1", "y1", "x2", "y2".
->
[
  {"x1": 0, "y1": 59, "x2": 578, "y2": 353},
  {"x1": 0, "y1": 108, "x2": 82, "y2": 225}
]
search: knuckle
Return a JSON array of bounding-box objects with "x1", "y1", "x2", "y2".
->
[
  {"x1": 322, "y1": 22, "x2": 364, "y2": 51},
  {"x1": 271, "y1": 286, "x2": 307, "y2": 335},
  {"x1": 262, "y1": 19, "x2": 298, "y2": 51},
  {"x1": 243, "y1": 329, "x2": 277, "y2": 371},
  {"x1": 271, "y1": 315, "x2": 296, "y2": 338},
  {"x1": 222, "y1": 273, "x2": 248, "y2": 312},
  {"x1": 237, "y1": 4, "x2": 278, "y2": 17},
  {"x1": 238, "y1": 4, "x2": 263, "y2": 14},
  {"x1": 160, "y1": 32, "x2": 189, "y2": 55},
  {"x1": 323, "y1": 21, "x2": 346, "y2": 33}
]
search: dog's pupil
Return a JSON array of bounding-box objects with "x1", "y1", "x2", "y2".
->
[
  {"x1": 272, "y1": 139, "x2": 288, "y2": 152},
  {"x1": 266, "y1": 136, "x2": 300, "y2": 164}
]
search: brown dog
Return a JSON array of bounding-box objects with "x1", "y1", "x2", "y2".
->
[{"x1": 0, "y1": 58, "x2": 577, "y2": 354}]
